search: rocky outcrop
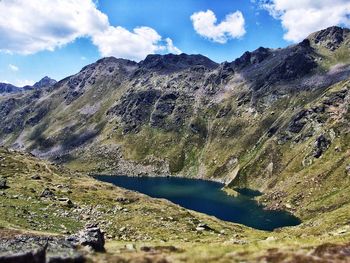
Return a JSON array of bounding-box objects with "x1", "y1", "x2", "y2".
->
[
  {"x1": 313, "y1": 134, "x2": 331, "y2": 158},
  {"x1": 288, "y1": 109, "x2": 309, "y2": 133},
  {"x1": 0, "y1": 236, "x2": 84, "y2": 263},
  {"x1": 67, "y1": 224, "x2": 105, "y2": 252},
  {"x1": 108, "y1": 89, "x2": 161, "y2": 133},
  {"x1": 309, "y1": 26, "x2": 350, "y2": 51},
  {"x1": 0, "y1": 225, "x2": 105, "y2": 263},
  {"x1": 233, "y1": 47, "x2": 271, "y2": 69},
  {"x1": 0, "y1": 242, "x2": 46, "y2": 263}
]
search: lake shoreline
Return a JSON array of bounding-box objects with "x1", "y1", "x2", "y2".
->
[
  {"x1": 90, "y1": 172, "x2": 227, "y2": 185},
  {"x1": 94, "y1": 175, "x2": 301, "y2": 231}
]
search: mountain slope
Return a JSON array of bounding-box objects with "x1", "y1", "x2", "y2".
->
[{"x1": 0, "y1": 26, "x2": 349, "y2": 222}]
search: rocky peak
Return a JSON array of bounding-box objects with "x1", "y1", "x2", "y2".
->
[
  {"x1": 0, "y1": 83, "x2": 19, "y2": 94},
  {"x1": 308, "y1": 26, "x2": 350, "y2": 51},
  {"x1": 33, "y1": 76, "x2": 57, "y2": 89},
  {"x1": 80, "y1": 57, "x2": 137, "y2": 73},
  {"x1": 232, "y1": 47, "x2": 271, "y2": 69},
  {"x1": 96, "y1": 57, "x2": 137, "y2": 67},
  {"x1": 78, "y1": 57, "x2": 137, "y2": 82},
  {"x1": 139, "y1": 53, "x2": 218, "y2": 73}
]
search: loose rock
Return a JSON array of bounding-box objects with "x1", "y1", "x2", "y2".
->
[
  {"x1": 0, "y1": 177, "x2": 7, "y2": 189},
  {"x1": 67, "y1": 224, "x2": 105, "y2": 252},
  {"x1": 40, "y1": 188, "x2": 55, "y2": 198}
]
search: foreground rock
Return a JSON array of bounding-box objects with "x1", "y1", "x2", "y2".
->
[
  {"x1": 0, "y1": 236, "x2": 84, "y2": 263},
  {"x1": 0, "y1": 239, "x2": 46, "y2": 263},
  {"x1": 67, "y1": 224, "x2": 105, "y2": 252},
  {"x1": 0, "y1": 225, "x2": 105, "y2": 263}
]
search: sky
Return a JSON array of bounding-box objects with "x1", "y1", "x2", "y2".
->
[{"x1": 0, "y1": 0, "x2": 350, "y2": 86}]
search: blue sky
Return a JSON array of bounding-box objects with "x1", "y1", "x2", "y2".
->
[{"x1": 0, "y1": 0, "x2": 349, "y2": 86}]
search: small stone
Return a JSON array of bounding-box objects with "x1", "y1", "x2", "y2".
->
[
  {"x1": 58, "y1": 197, "x2": 74, "y2": 208},
  {"x1": 196, "y1": 223, "x2": 211, "y2": 231},
  {"x1": 140, "y1": 246, "x2": 151, "y2": 252},
  {"x1": 30, "y1": 175, "x2": 41, "y2": 180},
  {"x1": 125, "y1": 244, "x2": 136, "y2": 251},
  {"x1": 0, "y1": 177, "x2": 7, "y2": 189},
  {"x1": 285, "y1": 203, "x2": 292, "y2": 209},
  {"x1": 40, "y1": 188, "x2": 54, "y2": 198},
  {"x1": 265, "y1": 236, "x2": 276, "y2": 241},
  {"x1": 346, "y1": 165, "x2": 350, "y2": 175}
]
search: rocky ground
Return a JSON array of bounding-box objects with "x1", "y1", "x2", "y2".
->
[{"x1": 0, "y1": 224, "x2": 102, "y2": 263}]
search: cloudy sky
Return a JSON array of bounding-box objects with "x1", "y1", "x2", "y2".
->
[{"x1": 1, "y1": 0, "x2": 350, "y2": 86}]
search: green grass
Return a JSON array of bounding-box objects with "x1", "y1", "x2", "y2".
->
[{"x1": 1, "y1": 147, "x2": 350, "y2": 262}]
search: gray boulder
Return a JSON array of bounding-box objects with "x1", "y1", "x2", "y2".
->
[
  {"x1": 0, "y1": 177, "x2": 7, "y2": 189},
  {"x1": 66, "y1": 224, "x2": 105, "y2": 252},
  {"x1": 0, "y1": 236, "x2": 84, "y2": 263},
  {"x1": 0, "y1": 245, "x2": 45, "y2": 263}
]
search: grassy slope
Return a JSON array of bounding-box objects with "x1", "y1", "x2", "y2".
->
[
  {"x1": 1, "y1": 147, "x2": 350, "y2": 262},
  {"x1": 228, "y1": 79, "x2": 350, "y2": 223}
]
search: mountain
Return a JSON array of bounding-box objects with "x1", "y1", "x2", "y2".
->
[
  {"x1": 0, "y1": 26, "x2": 350, "y2": 218},
  {"x1": 32, "y1": 76, "x2": 57, "y2": 89},
  {"x1": 0, "y1": 76, "x2": 56, "y2": 95},
  {"x1": 0, "y1": 83, "x2": 20, "y2": 94},
  {"x1": 1, "y1": 26, "x2": 350, "y2": 262}
]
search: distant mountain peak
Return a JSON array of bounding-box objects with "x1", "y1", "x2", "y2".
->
[
  {"x1": 139, "y1": 53, "x2": 219, "y2": 73},
  {"x1": 33, "y1": 76, "x2": 57, "y2": 89},
  {"x1": 0, "y1": 82, "x2": 19, "y2": 94}
]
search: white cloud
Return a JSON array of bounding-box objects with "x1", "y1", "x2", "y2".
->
[
  {"x1": 0, "y1": 0, "x2": 181, "y2": 61},
  {"x1": 190, "y1": 10, "x2": 246, "y2": 43},
  {"x1": 165, "y1": 38, "x2": 182, "y2": 54},
  {"x1": 0, "y1": 79, "x2": 34, "y2": 86},
  {"x1": 259, "y1": 0, "x2": 350, "y2": 42},
  {"x1": 92, "y1": 26, "x2": 164, "y2": 61},
  {"x1": 8, "y1": 64, "x2": 19, "y2": 72},
  {"x1": 0, "y1": 0, "x2": 108, "y2": 54},
  {"x1": 15, "y1": 79, "x2": 35, "y2": 87}
]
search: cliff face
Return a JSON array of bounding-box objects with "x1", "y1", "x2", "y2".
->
[{"x1": 0, "y1": 26, "x2": 350, "y2": 218}]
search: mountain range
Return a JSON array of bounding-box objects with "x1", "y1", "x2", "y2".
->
[
  {"x1": 1, "y1": 25, "x2": 350, "y2": 262},
  {"x1": 0, "y1": 76, "x2": 57, "y2": 94},
  {"x1": 1, "y1": 26, "x2": 349, "y2": 213}
]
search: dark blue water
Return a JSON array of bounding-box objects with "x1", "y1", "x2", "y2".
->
[{"x1": 95, "y1": 176, "x2": 301, "y2": 231}]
